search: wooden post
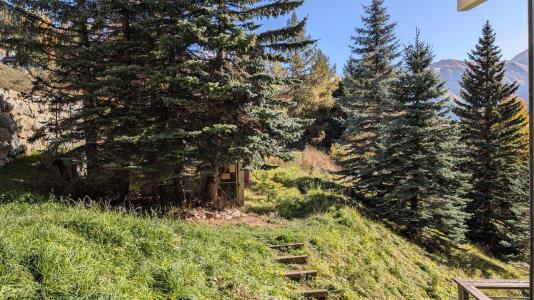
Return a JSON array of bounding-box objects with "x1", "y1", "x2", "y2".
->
[
  {"x1": 236, "y1": 162, "x2": 245, "y2": 206},
  {"x1": 457, "y1": 283, "x2": 469, "y2": 300},
  {"x1": 529, "y1": 0, "x2": 534, "y2": 299}
]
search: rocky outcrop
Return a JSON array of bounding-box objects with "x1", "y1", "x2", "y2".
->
[{"x1": 0, "y1": 89, "x2": 49, "y2": 166}]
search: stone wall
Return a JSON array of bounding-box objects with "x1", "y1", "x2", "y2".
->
[{"x1": 0, "y1": 88, "x2": 50, "y2": 166}]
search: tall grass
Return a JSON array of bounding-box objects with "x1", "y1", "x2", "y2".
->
[
  {"x1": 0, "y1": 152, "x2": 528, "y2": 299},
  {"x1": 0, "y1": 201, "x2": 292, "y2": 299}
]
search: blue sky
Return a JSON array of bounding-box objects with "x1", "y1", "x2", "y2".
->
[{"x1": 265, "y1": 0, "x2": 528, "y2": 74}]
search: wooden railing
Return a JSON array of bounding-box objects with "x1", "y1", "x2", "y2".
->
[{"x1": 455, "y1": 279, "x2": 529, "y2": 300}]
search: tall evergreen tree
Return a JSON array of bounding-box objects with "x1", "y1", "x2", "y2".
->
[
  {"x1": 93, "y1": 0, "x2": 208, "y2": 203},
  {"x1": 0, "y1": 0, "x2": 308, "y2": 207},
  {"x1": 193, "y1": 0, "x2": 310, "y2": 208},
  {"x1": 338, "y1": 0, "x2": 399, "y2": 199},
  {"x1": 0, "y1": 0, "x2": 107, "y2": 190},
  {"x1": 284, "y1": 11, "x2": 316, "y2": 117},
  {"x1": 379, "y1": 32, "x2": 470, "y2": 241},
  {"x1": 0, "y1": 0, "x2": 207, "y2": 201},
  {"x1": 454, "y1": 22, "x2": 528, "y2": 255}
]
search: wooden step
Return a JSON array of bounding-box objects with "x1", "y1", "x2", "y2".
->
[
  {"x1": 300, "y1": 289, "x2": 328, "y2": 299},
  {"x1": 284, "y1": 270, "x2": 317, "y2": 280},
  {"x1": 274, "y1": 255, "x2": 308, "y2": 264},
  {"x1": 269, "y1": 242, "x2": 305, "y2": 250}
]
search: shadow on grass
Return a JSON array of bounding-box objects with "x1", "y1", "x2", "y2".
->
[
  {"x1": 0, "y1": 154, "x2": 43, "y2": 193},
  {"x1": 276, "y1": 191, "x2": 348, "y2": 219},
  {"x1": 271, "y1": 174, "x2": 351, "y2": 196},
  {"x1": 417, "y1": 232, "x2": 521, "y2": 278}
]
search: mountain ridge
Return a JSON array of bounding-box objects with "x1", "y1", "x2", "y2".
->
[{"x1": 434, "y1": 50, "x2": 529, "y2": 101}]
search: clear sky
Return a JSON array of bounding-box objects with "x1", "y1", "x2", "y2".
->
[{"x1": 265, "y1": 0, "x2": 528, "y2": 74}]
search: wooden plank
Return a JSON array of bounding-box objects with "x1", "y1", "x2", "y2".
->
[
  {"x1": 459, "y1": 279, "x2": 529, "y2": 290},
  {"x1": 454, "y1": 279, "x2": 530, "y2": 300},
  {"x1": 269, "y1": 243, "x2": 305, "y2": 250},
  {"x1": 488, "y1": 297, "x2": 529, "y2": 300},
  {"x1": 274, "y1": 255, "x2": 308, "y2": 264},
  {"x1": 284, "y1": 270, "x2": 317, "y2": 280},
  {"x1": 300, "y1": 289, "x2": 328, "y2": 299},
  {"x1": 464, "y1": 285, "x2": 492, "y2": 300},
  {"x1": 454, "y1": 279, "x2": 492, "y2": 300}
]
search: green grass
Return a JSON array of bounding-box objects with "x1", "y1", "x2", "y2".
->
[{"x1": 0, "y1": 156, "x2": 528, "y2": 299}]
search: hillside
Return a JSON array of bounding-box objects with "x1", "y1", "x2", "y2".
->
[
  {"x1": 434, "y1": 49, "x2": 529, "y2": 101},
  {"x1": 0, "y1": 154, "x2": 527, "y2": 299}
]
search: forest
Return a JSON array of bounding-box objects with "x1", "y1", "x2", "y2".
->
[{"x1": 0, "y1": 0, "x2": 530, "y2": 299}]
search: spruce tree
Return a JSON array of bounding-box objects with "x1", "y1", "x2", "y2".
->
[
  {"x1": 0, "y1": 0, "x2": 210, "y2": 201},
  {"x1": 93, "y1": 0, "x2": 207, "y2": 203},
  {"x1": 285, "y1": 11, "x2": 317, "y2": 117},
  {"x1": 194, "y1": 0, "x2": 309, "y2": 208},
  {"x1": 338, "y1": 0, "x2": 399, "y2": 200},
  {"x1": 497, "y1": 162, "x2": 529, "y2": 259},
  {"x1": 0, "y1": 0, "x2": 106, "y2": 190},
  {"x1": 455, "y1": 22, "x2": 528, "y2": 254},
  {"x1": 380, "y1": 32, "x2": 470, "y2": 241}
]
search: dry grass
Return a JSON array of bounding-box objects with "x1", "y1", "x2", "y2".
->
[
  {"x1": 293, "y1": 145, "x2": 340, "y2": 173},
  {"x1": 0, "y1": 64, "x2": 32, "y2": 93}
]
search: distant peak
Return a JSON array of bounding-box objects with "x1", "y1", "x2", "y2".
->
[
  {"x1": 510, "y1": 50, "x2": 528, "y2": 65},
  {"x1": 433, "y1": 59, "x2": 466, "y2": 69}
]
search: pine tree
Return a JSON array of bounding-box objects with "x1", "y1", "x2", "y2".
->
[
  {"x1": 0, "y1": 0, "x2": 107, "y2": 191},
  {"x1": 497, "y1": 162, "x2": 529, "y2": 259},
  {"x1": 93, "y1": 0, "x2": 208, "y2": 203},
  {"x1": 338, "y1": 0, "x2": 399, "y2": 200},
  {"x1": 284, "y1": 12, "x2": 317, "y2": 117},
  {"x1": 193, "y1": 0, "x2": 310, "y2": 208},
  {"x1": 454, "y1": 22, "x2": 528, "y2": 254},
  {"x1": 379, "y1": 32, "x2": 470, "y2": 241},
  {"x1": 0, "y1": 0, "x2": 214, "y2": 201}
]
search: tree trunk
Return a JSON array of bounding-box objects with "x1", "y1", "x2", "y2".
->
[
  {"x1": 76, "y1": 0, "x2": 99, "y2": 183},
  {"x1": 176, "y1": 172, "x2": 187, "y2": 207},
  {"x1": 205, "y1": 165, "x2": 221, "y2": 209}
]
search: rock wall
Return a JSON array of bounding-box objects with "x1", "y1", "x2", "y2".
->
[{"x1": 0, "y1": 88, "x2": 49, "y2": 166}]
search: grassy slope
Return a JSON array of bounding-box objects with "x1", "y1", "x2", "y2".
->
[{"x1": 0, "y1": 157, "x2": 527, "y2": 299}]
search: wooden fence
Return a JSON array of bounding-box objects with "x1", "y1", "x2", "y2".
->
[{"x1": 455, "y1": 279, "x2": 529, "y2": 300}]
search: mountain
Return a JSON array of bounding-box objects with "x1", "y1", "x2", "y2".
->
[{"x1": 434, "y1": 50, "x2": 529, "y2": 101}]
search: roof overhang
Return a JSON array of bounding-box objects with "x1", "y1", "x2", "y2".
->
[{"x1": 458, "y1": 0, "x2": 487, "y2": 11}]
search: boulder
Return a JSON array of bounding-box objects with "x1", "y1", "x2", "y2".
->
[
  {"x1": 0, "y1": 112, "x2": 15, "y2": 133},
  {"x1": 0, "y1": 128, "x2": 11, "y2": 141}
]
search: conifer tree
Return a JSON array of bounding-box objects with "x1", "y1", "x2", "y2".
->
[
  {"x1": 338, "y1": 0, "x2": 399, "y2": 199},
  {"x1": 285, "y1": 12, "x2": 316, "y2": 114},
  {"x1": 194, "y1": 0, "x2": 309, "y2": 208},
  {"x1": 380, "y1": 32, "x2": 470, "y2": 241},
  {"x1": 497, "y1": 162, "x2": 529, "y2": 258},
  {"x1": 308, "y1": 50, "x2": 338, "y2": 113},
  {"x1": 1, "y1": 0, "x2": 306, "y2": 207},
  {"x1": 454, "y1": 22, "x2": 528, "y2": 254},
  {"x1": 283, "y1": 13, "x2": 337, "y2": 118},
  {"x1": 0, "y1": 0, "x2": 206, "y2": 200},
  {"x1": 93, "y1": 0, "x2": 207, "y2": 203},
  {"x1": 0, "y1": 0, "x2": 106, "y2": 189}
]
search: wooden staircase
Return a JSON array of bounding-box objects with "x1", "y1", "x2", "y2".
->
[{"x1": 270, "y1": 242, "x2": 330, "y2": 299}]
